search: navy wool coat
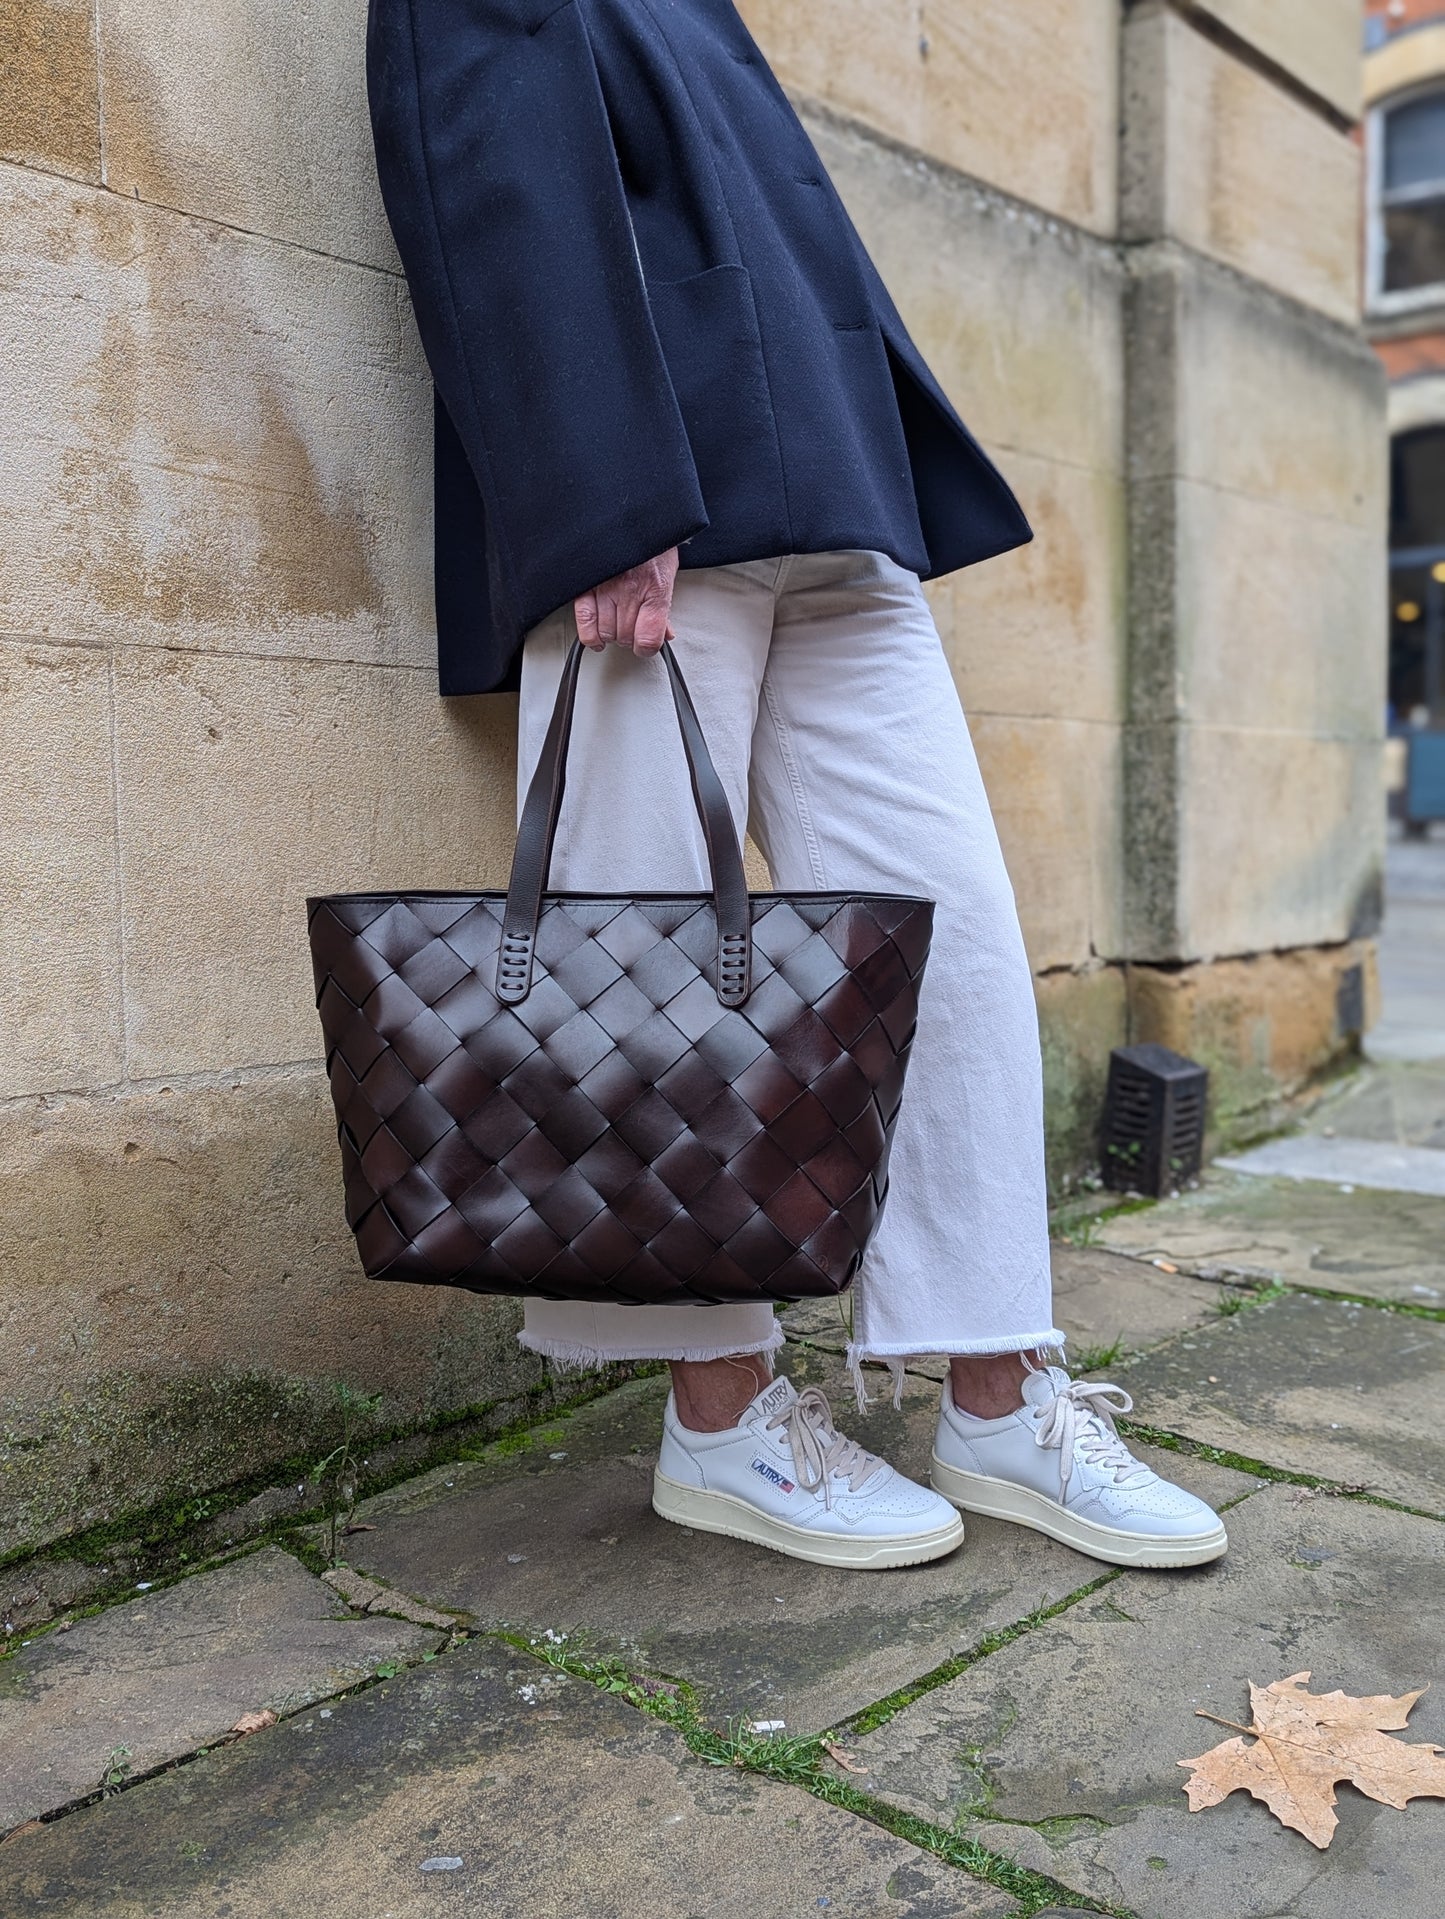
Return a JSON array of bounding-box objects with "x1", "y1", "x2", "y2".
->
[{"x1": 368, "y1": 0, "x2": 1032, "y2": 694}]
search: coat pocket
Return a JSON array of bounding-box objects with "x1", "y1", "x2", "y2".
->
[{"x1": 644, "y1": 263, "x2": 784, "y2": 514}]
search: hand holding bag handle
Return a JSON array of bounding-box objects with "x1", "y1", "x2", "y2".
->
[{"x1": 496, "y1": 639, "x2": 753, "y2": 1008}]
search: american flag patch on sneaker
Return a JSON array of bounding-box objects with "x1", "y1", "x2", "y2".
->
[{"x1": 750, "y1": 1457, "x2": 796, "y2": 1494}]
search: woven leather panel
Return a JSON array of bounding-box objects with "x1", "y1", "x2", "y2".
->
[{"x1": 308, "y1": 891, "x2": 933, "y2": 1305}]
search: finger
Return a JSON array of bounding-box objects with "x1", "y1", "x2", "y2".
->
[
  {"x1": 632, "y1": 592, "x2": 671, "y2": 656},
  {"x1": 574, "y1": 592, "x2": 603, "y2": 650},
  {"x1": 607, "y1": 582, "x2": 643, "y2": 651},
  {"x1": 595, "y1": 590, "x2": 620, "y2": 647}
]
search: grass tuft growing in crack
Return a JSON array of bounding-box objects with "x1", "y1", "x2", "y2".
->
[
  {"x1": 1070, "y1": 1338, "x2": 1127, "y2": 1375},
  {"x1": 502, "y1": 1628, "x2": 1135, "y2": 1918},
  {"x1": 1282, "y1": 1282, "x2": 1445, "y2": 1325},
  {"x1": 1117, "y1": 1421, "x2": 1444, "y2": 1523},
  {"x1": 1213, "y1": 1280, "x2": 1287, "y2": 1317}
]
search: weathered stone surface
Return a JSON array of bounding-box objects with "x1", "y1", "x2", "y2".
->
[
  {"x1": 99, "y1": 0, "x2": 395, "y2": 267},
  {"x1": 0, "y1": 643, "x2": 121, "y2": 1098},
  {"x1": 1189, "y1": 0, "x2": 1358, "y2": 118},
  {"x1": 935, "y1": 457, "x2": 1126, "y2": 729},
  {"x1": 1126, "y1": 941, "x2": 1380, "y2": 1135},
  {"x1": 743, "y1": 0, "x2": 1118, "y2": 235},
  {"x1": 0, "y1": 1559, "x2": 102, "y2": 1635},
  {"x1": 335, "y1": 1352, "x2": 1253, "y2": 1736},
  {"x1": 1123, "y1": 4, "x2": 1361, "y2": 323},
  {"x1": 1121, "y1": 1291, "x2": 1445, "y2": 1513},
  {"x1": 1122, "y1": 248, "x2": 1387, "y2": 967},
  {"x1": 972, "y1": 714, "x2": 1122, "y2": 972},
  {"x1": 1176, "y1": 732, "x2": 1383, "y2": 962},
  {"x1": 1307, "y1": 1058, "x2": 1445, "y2": 1150},
  {"x1": 0, "y1": 1076, "x2": 547, "y2": 1556},
  {"x1": 1050, "y1": 1245, "x2": 1228, "y2": 1362},
  {"x1": 1128, "y1": 249, "x2": 1384, "y2": 534},
  {"x1": 1097, "y1": 1169, "x2": 1445, "y2": 1307},
  {"x1": 0, "y1": 167, "x2": 431, "y2": 668},
  {"x1": 113, "y1": 648, "x2": 516, "y2": 1077},
  {"x1": 1175, "y1": 488, "x2": 1384, "y2": 742},
  {"x1": 1194, "y1": 0, "x2": 1364, "y2": 121},
  {"x1": 817, "y1": 108, "x2": 1127, "y2": 750},
  {"x1": 855, "y1": 1491, "x2": 1445, "y2": 1918},
  {"x1": 321, "y1": 1565, "x2": 458, "y2": 1631},
  {"x1": 1036, "y1": 966, "x2": 1128, "y2": 1198},
  {"x1": 1122, "y1": 713, "x2": 1382, "y2": 964},
  {"x1": 0, "y1": 1639, "x2": 1013, "y2": 1917},
  {"x1": 818, "y1": 112, "x2": 1124, "y2": 476},
  {"x1": 1221, "y1": 1133, "x2": 1445, "y2": 1199},
  {"x1": 0, "y1": 0, "x2": 100, "y2": 178},
  {"x1": 0, "y1": 1546, "x2": 440, "y2": 1829}
]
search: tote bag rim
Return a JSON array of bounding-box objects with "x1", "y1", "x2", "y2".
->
[{"x1": 307, "y1": 888, "x2": 935, "y2": 912}]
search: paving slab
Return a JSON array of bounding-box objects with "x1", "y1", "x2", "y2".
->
[
  {"x1": 1047, "y1": 1245, "x2": 1229, "y2": 1364},
  {"x1": 1219, "y1": 1133, "x2": 1445, "y2": 1199},
  {"x1": 781, "y1": 1244, "x2": 1229, "y2": 1378},
  {"x1": 0, "y1": 1546, "x2": 441, "y2": 1832},
  {"x1": 853, "y1": 1488, "x2": 1445, "y2": 1919},
  {"x1": 0, "y1": 1638, "x2": 1014, "y2": 1919},
  {"x1": 333, "y1": 1348, "x2": 1255, "y2": 1736},
  {"x1": 1096, "y1": 1170, "x2": 1445, "y2": 1304},
  {"x1": 1119, "y1": 1291, "x2": 1445, "y2": 1515},
  {"x1": 1303, "y1": 1060, "x2": 1445, "y2": 1149}
]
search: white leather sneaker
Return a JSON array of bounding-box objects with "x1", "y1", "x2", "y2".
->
[
  {"x1": 653, "y1": 1375, "x2": 965, "y2": 1569},
  {"x1": 931, "y1": 1366, "x2": 1227, "y2": 1568}
]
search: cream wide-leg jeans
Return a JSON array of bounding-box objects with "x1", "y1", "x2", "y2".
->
[{"x1": 513, "y1": 550, "x2": 1063, "y2": 1392}]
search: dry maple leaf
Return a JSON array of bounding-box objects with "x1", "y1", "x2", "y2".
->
[
  {"x1": 822, "y1": 1739, "x2": 868, "y2": 1776},
  {"x1": 228, "y1": 1709, "x2": 278, "y2": 1739},
  {"x1": 1180, "y1": 1671, "x2": 1445, "y2": 1848}
]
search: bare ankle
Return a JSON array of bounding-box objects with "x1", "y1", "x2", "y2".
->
[
  {"x1": 949, "y1": 1351, "x2": 1042, "y2": 1420},
  {"x1": 670, "y1": 1352, "x2": 774, "y2": 1432}
]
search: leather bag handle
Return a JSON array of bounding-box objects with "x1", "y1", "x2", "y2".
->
[{"x1": 497, "y1": 639, "x2": 753, "y2": 1007}]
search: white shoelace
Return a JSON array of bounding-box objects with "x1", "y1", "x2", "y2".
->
[
  {"x1": 1032, "y1": 1377, "x2": 1148, "y2": 1498},
  {"x1": 767, "y1": 1387, "x2": 886, "y2": 1510}
]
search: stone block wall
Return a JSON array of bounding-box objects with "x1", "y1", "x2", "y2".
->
[
  {"x1": 0, "y1": 0, "x2": 1384, "y2": 1554},
  {"x1": 1, "y1": 0, "x2": 539, "y2": 1556},
  {"x1": 744, "y1": 0, "x2": 1384, "y2": 1172},
  {"x1": 1113, "y1": 0, "x2": 1385, "y2": 1143}
]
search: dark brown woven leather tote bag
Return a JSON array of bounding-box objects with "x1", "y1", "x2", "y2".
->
[{"x1": 307, "y1": 639, "x2": 934, "y2": 1305}]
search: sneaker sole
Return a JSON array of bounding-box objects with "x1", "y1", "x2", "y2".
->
[
  {"x1": 652, "y1": 1470, "x2": 966, "y2": 1570},
  {"x1": 929, "y1": 1456, "x2": 1227, "y2": 1568}
]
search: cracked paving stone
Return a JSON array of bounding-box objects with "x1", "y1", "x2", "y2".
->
[
  {"x1": 319, "y1": 1565, "x2": 458, "y2": 1630},
  {"x1": 1096, "y1": 1170, "x2": 1445, "y2": 1306},
  {"x1": 324, "y1": 1347, "x2": 1253, "y2": 1736},
  {"x1": 852, "y1": 1488, "x2": 1445, "y2": 1919},
  {"x1": 0, "y1": 1546, "x2": 442, "y2": 1831},
  {"x1": 0, "y1": 1638, "x2": 1013, "y2": 1919},
  {"x1": 1119, "y1": 1290, "x2": 1445, "y2": 1515}
]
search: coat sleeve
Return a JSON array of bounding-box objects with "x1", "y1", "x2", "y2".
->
[{"x1": 368, "y1": 0, "x2": 709, "y2": 643}]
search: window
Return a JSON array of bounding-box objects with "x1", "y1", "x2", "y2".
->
[
  {"x1": 1371, "y1": 90, "x2": 1445, "y2": 307},
  {"x1": 1388, "y1": 428, "x2": 1445, "y2": 722}
]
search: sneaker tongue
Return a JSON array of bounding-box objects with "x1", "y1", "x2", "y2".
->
[
  {"x1": 753, "y1": 1376, "x2": 797, "y2": 1421},
  {"x1": 1020, "y1": 1367, "x2": 1068, "y2": 1409}
]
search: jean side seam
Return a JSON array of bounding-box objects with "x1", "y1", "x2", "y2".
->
[{"x1": 762, "y1": 673, "x2": 828, "y2": 889}]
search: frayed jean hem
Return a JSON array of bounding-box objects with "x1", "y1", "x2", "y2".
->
[
  {"x1": 517, "y1": 1322, "x2": 786, "y2": 1375},
  {"x1": 845, "y1": 1330, "x2": 1067, "y2": 1411}
]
